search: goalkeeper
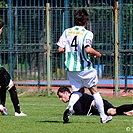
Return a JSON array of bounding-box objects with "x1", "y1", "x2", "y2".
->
[
  {"x1": 0, "y1": 20, "x2": 26, "y2": 116},
  {"x1": 57, "y1": 86, "x2": 133, "y2": 117}
]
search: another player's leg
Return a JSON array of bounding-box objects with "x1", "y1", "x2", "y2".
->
[
  {"x1": 63, "y1": 72, "x2": 83, "y2": 123},
  {"x1": 0, "y1": 67, "x2": 10, "y2": 115},
  {"x1": 8, "y1": 84, "x2": 27, "y2": 116},
  {"x1": 0, "y1": 88, "x2": 6, "y2": 107},
  {"x1": 89, "y1": 85, "x2": 112, "y2": 123},
  {"x1": 0, "y1": 88, "x2": 8, "y2": 115},
  {"x1": 63, "y1": 91, "x2": 82, "y2": 123}
]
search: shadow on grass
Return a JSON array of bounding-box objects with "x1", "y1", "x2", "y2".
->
[
  {"x1": 37, "y1": 120, "x2": 70, "y2": 124},
  {"x1": 37, "y1": 120, "x2": 96, "y2": 124}
]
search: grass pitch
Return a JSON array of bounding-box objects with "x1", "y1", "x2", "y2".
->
[{"x1": 0, "y1": 92, "x2": 133, "y2": 133}]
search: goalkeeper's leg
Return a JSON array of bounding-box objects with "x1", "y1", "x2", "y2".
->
[
  {"x1": 8, "y1": 85, "x2": 27, "y2": 116},
  {"x1": 8, "y1": 85, "x2": 21, "y2": 113},
  {"x1": 0, "y1": 88, "x2": 6, "y2": 107}
]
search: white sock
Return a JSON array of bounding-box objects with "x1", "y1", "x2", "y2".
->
[
  {"x1": 93, "y1": 92, "x2": 107, "y2": 119},
  {"x1": 67, "y1": 92, "x2": 82, "y2": 111}
]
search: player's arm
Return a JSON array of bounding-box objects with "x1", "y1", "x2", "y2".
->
[
  {"x1": 85, "y1": 46, "x2": 101, "y2": 58},
  {"x1": 57, "y1": 31, "x2": 66, "y2": 53},
  {"x1": 124, "y1": 110, "x2": 133, "y2": 116},
  {"x1": 84, "y1": 32, "x2": 101, "y2": 58}
]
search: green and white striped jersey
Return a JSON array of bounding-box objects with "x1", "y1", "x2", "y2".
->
[{"x1": 57, "y1": 26, "x2": 93, "y2": 71}]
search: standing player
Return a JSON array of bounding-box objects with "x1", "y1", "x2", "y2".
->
[
  {"x1": 57, "y1": 8, "x2": 112, "y2": 123},
  {"x1": 0, "y1": 20, "x2": 27, "y2": 116}
]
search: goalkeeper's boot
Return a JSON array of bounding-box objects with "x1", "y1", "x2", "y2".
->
[
  {"x1": 63, "y1": 109, "x2": 74, "y2": 123},
  {"x1": 15, "y1": 112, "x2": 27, "y2": 116},
  {"x1": 100, "y1": 116, "x2": 112, "y2": 124},
  {"x1": 1, "y1": 107, "x2": 8, "y2": 115}
]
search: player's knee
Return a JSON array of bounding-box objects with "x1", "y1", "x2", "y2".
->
[
  {"x1": 8, "y1": 85, "x2": 16, "y2": 92},
  {"x1": 107, "y1": 108, "x2": 116, "y2": 116},
  {"x1": 8, "y1": 80, "x2": 14, "y2": 90}
]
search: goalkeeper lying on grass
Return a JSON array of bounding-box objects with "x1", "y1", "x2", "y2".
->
[{"x1": 57, "y1": 86, "x2": 133, "y2": 122}]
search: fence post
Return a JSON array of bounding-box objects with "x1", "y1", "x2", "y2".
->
[
  {"x1": 8, "y1": 0, "x2": 13, "y2": 78},
  {"x1": 114, "y1": 1, "x2": 119, "y2": 97},
  {"x1": 46, "y1": 3, "x2": 51, "y2": 96},
  {"x1": 64, "y1": 0, "x2": 69, "y2": 29}
]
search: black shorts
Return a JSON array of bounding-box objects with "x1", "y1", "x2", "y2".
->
[{"x1": 0, "y1": 67, "x2": 11, "y2": 89}]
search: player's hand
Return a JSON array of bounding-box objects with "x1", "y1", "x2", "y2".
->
[
  {"x1": 124, "y1": 111, "x2": 133, "y2": 116},
  {"x1": 63, "y1": 109, "x2": 69, "y2": 123},
  {"x1": 58, "y1": 47, "x2": 65, "y2": 52},
  {"x1": 94, "y1": 52, "x2": 101, "y2": 58}
]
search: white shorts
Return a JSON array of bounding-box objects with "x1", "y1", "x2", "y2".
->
[{"x1": 67, "y1": 68, "x2": 98, "y2": 92}]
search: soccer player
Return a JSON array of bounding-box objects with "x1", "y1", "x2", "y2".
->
[
  {"x1": 57, "y1": 86, "x2": 133, "y2": 117},
  {"x1": 57, "y1": 8, "x2": 112, "y2": 123},
  {"x1": 0, "y1": 20, "x2": 27, "y2": 116}
]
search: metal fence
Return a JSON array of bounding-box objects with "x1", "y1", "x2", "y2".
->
[{"x1": 0, "y1": 0, "x2": 133, "y2": 92}]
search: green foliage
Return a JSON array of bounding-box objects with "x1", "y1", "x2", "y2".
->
[
  {"x1": 52, "y1": 68, "x2": 66, "y2": 79},
  {"x1": 0, "y1": 94, "x2": 132, "y2": 133},
  {"x1": 0, "y1": 1, "x2": 7, "y2": 7}
]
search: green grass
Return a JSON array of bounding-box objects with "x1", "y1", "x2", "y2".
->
[{"x1": 0, "y1": 93, "x2": 133, "y2": 133}]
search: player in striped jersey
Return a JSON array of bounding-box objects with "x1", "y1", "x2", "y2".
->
[{"x1": 57, "y1": 8, "x2": 112, "y2": 123}]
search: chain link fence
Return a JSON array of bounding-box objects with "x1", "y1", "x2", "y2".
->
[{"x1": 0, "y1": 0, "x2": 133, "y2": 92}]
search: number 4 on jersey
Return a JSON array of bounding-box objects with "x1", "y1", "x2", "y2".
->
[{"x1": 71, "y1": 36, "x2": 77, "y2": 51}]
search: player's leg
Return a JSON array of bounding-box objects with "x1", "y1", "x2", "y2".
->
[
  {"x1": 0, "y1": 89, "x2": 8, "y2": 115},
  {"x1": 63, "y1": 72, "x2": 83, "y2": 123},
  {"x1": 0, "y1": 88, "x2": 6, "y2": 107},
  {"x1": 0, "y1": 67, "x2": 20, "y2": 114},
  {"x1": 0, "y1": 67, "x2": 8, "y2": 107},
  {"x1": 0, "y1": 67, "x2": 26, "y2": 116},
  {"x1": 67, "y1": 91, "x2": 82, "y2": 111},
  {"x1": 66, "y1": 72, "x2": 83, "y2": 111},
  {"x1": 0, "y1": 68, "x2": 9, "y2": 115},
  {"x1": 8, "y1": 85, "x2": 21, "y2": 113},
  {"x1": 86, "y1": 68, "x2": 112, "y2": 123},
  {"x1": 89, "y1": 85, "x2": 112, "y2": 123},
  {"x1": 8, "y1": 85, "x2": 27, "y2": 116},
  {"x1": 63, "y1": 90, "x2": 82, "y2": 123}
]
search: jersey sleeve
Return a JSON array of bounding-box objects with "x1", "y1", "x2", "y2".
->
[
  {"x1": 57, "y1": 30, "x2": 67, "y2": 48},
  {"x1": 83, "y1": 31, "x2": 93, "y2": 48}
]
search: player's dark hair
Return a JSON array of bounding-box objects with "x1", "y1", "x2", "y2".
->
[
  {"x1": 0, "y1": 20, "x2": 4, "y2": 29},
  {"x1": 57, "y1": 86, "x2": 71, "y2": 95},
  {"x1": 74, "y1": 8, "x2": 89, "y2": 26}
]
